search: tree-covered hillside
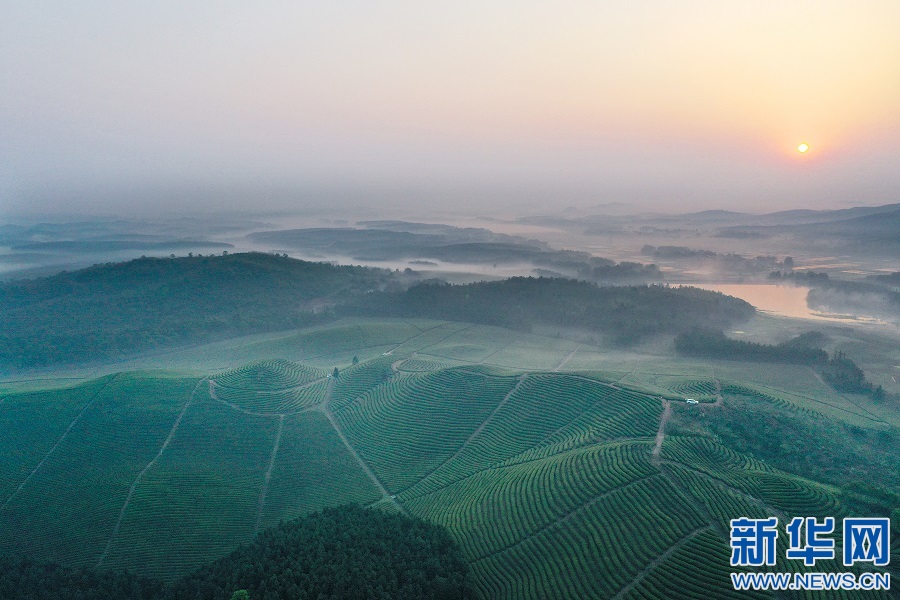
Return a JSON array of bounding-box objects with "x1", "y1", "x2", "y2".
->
[
  {"x1": 355, "y1": 278, "x2": 754, "y2": 344},
  {"x1": 0, "y1": 255, "x2": 754, "y2": 370},
  {"x1": 0, "y1": 253, "x2": 391, "y2": 370},
  {"x1": 0, "y1": 505, "x2": 473, "y2": 600},
  {"x1": 166, "y1": 504, "x2": 474, "y2": 600}
]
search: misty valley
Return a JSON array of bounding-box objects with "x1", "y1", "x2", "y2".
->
[
  {"x1": 4, "y1": 2, "x2": 899, "y2": 596},
  {"x1": 0, "y1": 204, "x2": 897, "y2": 599}
]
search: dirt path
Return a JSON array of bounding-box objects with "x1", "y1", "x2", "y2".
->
[
  {"x1": 320, "y1": 380, "x2": 404, "y2": 514},
  {"x1": 254, "y1": 414, "x2": 285, "y2": 535},
  {"x1": 398, "y1": 374, "x2": 529, "y2": 495},
  {"x1": 659, "y1": 458, "x2": 787, "y2": 522},
  {"x1": 471, "y1": 475, "x2": 657, "y2": 564},
  {"x1": 554, "y1": 346, "x2": 579, "y2": 372},
  {"x1": 567, "y1": 373, "x2": 623, "y2": 392},
  {"x1": 385, "y1": 322, "x2": 463, "y2": 355},
  {"x1": 411, "y1": 323, "x2": 478, "y2": 357},
  {"x1": 96, "y1": 377, "x2": 205, "y2": 568},
  {"x1": 807, "y1": 367, "x2": 885, "y2": 422},
  {"x1": 713, "y1": 379, "x2": 723, "y2": 407},
  {"x1": 651, "y1": 399, "x2": 672, "y2": 463},
  {"x1": 1, "y1": 374, "x2": 119, "y2": 512},
  {"x1": 610, "y1": 526, "x2": 710, "y2": 600},
  {"x1": 208, "y1": 379, "x2": 322, "y2": 417},
  {"x1": 476, "y1": 334, "x2": 525, "y2": 365},
  {"x1": 212, "y1": 375, "x2": 327, "y2": 396}
]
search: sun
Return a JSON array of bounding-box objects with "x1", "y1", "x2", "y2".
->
[{"x1": 797, "y1": 143, "x2": 809, "y2": 153}]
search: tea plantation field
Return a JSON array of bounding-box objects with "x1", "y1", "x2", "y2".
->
[{"x1": 1, "y1": 336, "x2": 896, "y2": 598}]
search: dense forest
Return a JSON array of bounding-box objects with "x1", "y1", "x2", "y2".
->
[
  {"x1": 674, "y1": 328, "x2": 886, "y2": 399},
  {"x1": 354, "y1": 278, "x2": 755, "y2": 344},
  {"x1": 0, "y1": 557, "x2": 161, "y2": 600},
  {"x1": 820, "y1": 351, "x2": 885, "y2": 398},
  {"x1": 674, "y1": 328, "x2": 828, "y2": 364},
  {"x1": 0, "y1": 253, "x2": 391, "y2": 370},
  {"x1": 641, "y1": 245, "x2": 793, "y2": 274},
  {"x1": 0, "y1": 505, "x2": 473, "y2": 600},
  {"x1": 767, "y1": 270, "x2": 900, "y2": 314},
  {"x1": 0, "y1": 254, "x2": 755, "y2": 370}
]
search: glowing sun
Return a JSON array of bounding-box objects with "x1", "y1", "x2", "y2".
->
[{"x1": 797, "y1": 143, "x2": 809, "y2": 153}]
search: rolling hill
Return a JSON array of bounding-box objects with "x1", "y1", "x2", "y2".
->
[{"x1": 1, "y1": 346, "x2": 895, "y2": 599}]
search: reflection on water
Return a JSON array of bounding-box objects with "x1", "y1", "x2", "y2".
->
[{"x1": 686, "y1": 283, "x2": 892, "y2": 327}]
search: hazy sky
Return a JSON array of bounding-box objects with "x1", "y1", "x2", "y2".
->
[{"x1": 2, "y1": 1, "x2": 899, "y2": 215}]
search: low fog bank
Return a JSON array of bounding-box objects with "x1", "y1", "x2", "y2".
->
[
  {"x1": 2, "y1": 204, "x2": 896, "y2": 330},
  {"x1": 807, "y1": 286, "x2": 900, "y2": 326}
]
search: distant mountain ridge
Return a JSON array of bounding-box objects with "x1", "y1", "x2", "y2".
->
[
  {"x1": 717, "y1": 206, "x2": 900, "y2": 254},
  {"x1": 675, "y1": 202, "x2": 900, "y2": 225}
]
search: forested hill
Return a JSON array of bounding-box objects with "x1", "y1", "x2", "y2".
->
[
  {"x1": 0, "y1": 505, "x2": 474, "y2": 600},
  {"x1": 167, "y1": 505, "x2": 474, "y2": 600},
  {"x1": 0, "y1": 254, "x2": 754, "y2": 370},
  {"x1": 0, "y1": 253, "x2": 391, "y2": 370},
  {"x1": 353, "y1": 278, "x2": 755, "y2": 344}
]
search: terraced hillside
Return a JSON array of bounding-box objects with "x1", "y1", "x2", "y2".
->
[{"x1": 1, "y1": 356, "x2": 895, "y2": 598}]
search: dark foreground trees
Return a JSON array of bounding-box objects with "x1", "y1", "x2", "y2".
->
[{"x1": 0, "y1": 505, "x2": 474, "y2": 600}]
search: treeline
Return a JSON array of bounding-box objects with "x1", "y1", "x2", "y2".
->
[
  {"x1": 868, "y1": 271, "x2": 900, "y2": 287},
  {"x1": 1, "y1": 256, "x2": 757, "y2": 370},
  {"x1": 768, "y1": 271, "x2": 900, "y2": 320},
  {"x1": 0, "y1": 254, "x2": 758, "y2": 369},
  {"x1": 675, "y1": 328, "x2": 886, "y2": 399},
  {"x1": 821, "y1": 351, "x2": 885, "y2": 398},
  {"x1": 352, "y1": 278, "x2": 755, "y2": 344},
  {"x1": 0, "y1": 505, "x2": 474, "y2": 600},
  {"x1": 674, "y1": 328, "x2": 827, "y2": 364},
  {"x1": 643, "y1": 245, "x2": 794, "y2": 274},
  {"x1": 0, "y1": 253, "x2": 390, "y2": 370},
  {"x1": 530, "y1": 254, "x2": 662, "y2": 284},
  {"x1": 767, "y1": 270, "x2": 830, "y2": 283}
]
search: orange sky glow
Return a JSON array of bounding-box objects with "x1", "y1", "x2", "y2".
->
[{"x1": 2, "y1": 1, "x2": 898, "y2": 213}]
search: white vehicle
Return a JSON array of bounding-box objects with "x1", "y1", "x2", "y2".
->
[{"x1": 686, "y1": 398, "x2": 699, "y2": 404}]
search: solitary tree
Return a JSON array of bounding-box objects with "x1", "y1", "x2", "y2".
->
[
  {"x1": 352, "y1": 356, "x2": 359, "y2": 365},
  {"x1": 333, "y1": 367, "x2": 340, "y2": 378}
]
